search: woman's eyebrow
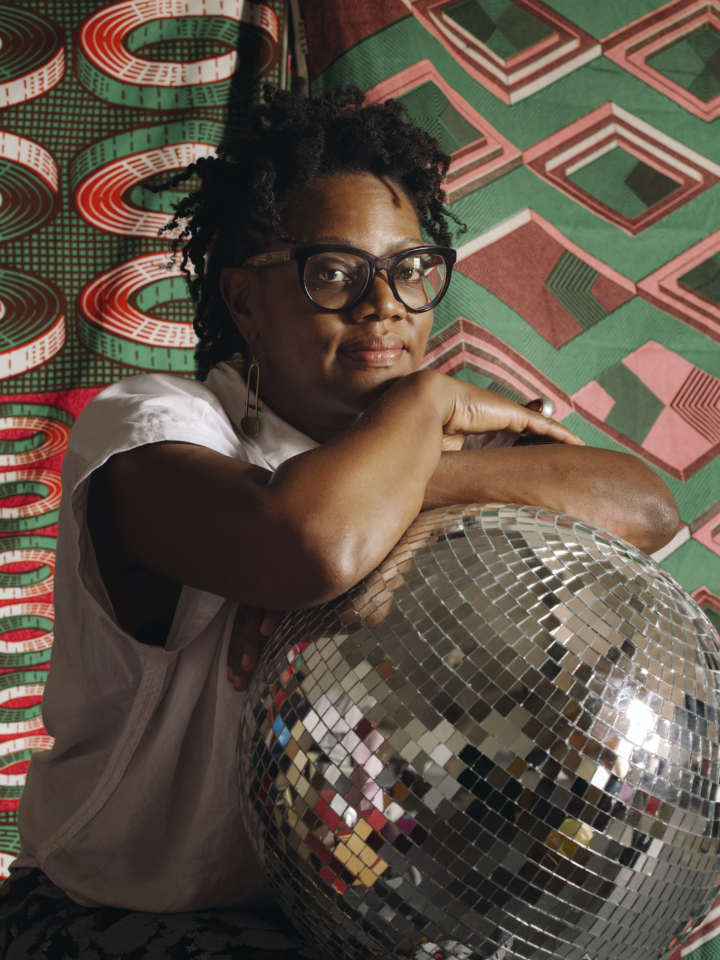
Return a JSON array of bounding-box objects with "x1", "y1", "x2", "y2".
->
[
  {"x1": 310, "y1": 235, "x2": 352, "y2": 244},
  {"x1": 392, "y1": 237, "x2": 425, "y2": 248}
]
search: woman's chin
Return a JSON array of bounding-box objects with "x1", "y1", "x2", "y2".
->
[{"x1": 331, "y1": 364, "x2": 411, "y2": 408}]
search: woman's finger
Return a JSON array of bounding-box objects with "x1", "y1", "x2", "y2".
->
[
  {"x1": 260, "y1": 609, "x2": 284, "y2": 635},
  {"x1": 228, "y1": 605, "x2": 263, "y2": 692},
  {"x1": 240, "y1": 615, "x2": 262, "y2": 669},
  {"x1": 442, "y1": 434, "x2": 466, "y2": 452},
  {"x1": 523, "y1": 411, "x2": 584, "y2": 446},
  {"x1": 441, "y1": 378, "x2": 584, "y2": 444},
  {"x1": 510, "y1": 398, "x2": 580, "y2": 447}
]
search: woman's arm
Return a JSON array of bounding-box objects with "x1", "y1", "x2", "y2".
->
[
  {"x1": 98, "y1": 371, "x2": 578, "y2": 612},
  {"x1": 222, "y1": 443, "x2": 678, "y2": 689},
  {"x1": 422, "y1": 446, "x2": 679, "y2": 554}
]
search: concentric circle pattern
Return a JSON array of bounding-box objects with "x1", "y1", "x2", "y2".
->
[
  {"x1": 0, "y1": 602, "x2": 54, "y2": 669},
  {"x1": 125, "y1": 14, "x2": 243, "y2": 67},
  {"x1": 0, "y1": 535, "x2": 56, "y2": 600},
  {"x1": 80, "y1": 252, "x2": 197, "y2": 370},
  {"x1": 0, "y1": 672, "x2": 49, "y2": 735},
  {"x1": 0, "y1": 735, "x2": 54, "y2": 796},
  {"x1": 0, "y1": 132, "x2": 58, "y2": 240},
  {"x1": 0, "y1": 7, "x2": 64, "y2": 107},
  {"x1": 0, "y1": 403, "x2": 73, "y2": 467},
  {"x1": 73, "y1": 117, "x2": 221, "y2": 235},
  {"x1": 0, "y1": 270, "x2": 65, "y2": 380},
  {"x1": 77, "y1": 0, "x2": 277, "y2": 108},
  {"x1": 0, "y1": 469, "x2": 61, "y2": 533}
]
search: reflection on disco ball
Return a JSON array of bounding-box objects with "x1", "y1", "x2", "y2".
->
[{"x1": 237, "y1": 504, "x2": 720, "y2": 960}]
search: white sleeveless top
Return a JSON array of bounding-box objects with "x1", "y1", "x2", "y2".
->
[{"x1": 13, "y1": 361, "x2": 318, "y2": 911}]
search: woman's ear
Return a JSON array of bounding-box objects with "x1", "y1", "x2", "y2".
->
[{"x1": 220, "y1": 267, "x2": 259, "y2": 343}]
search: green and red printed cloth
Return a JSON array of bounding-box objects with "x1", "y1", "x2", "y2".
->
[{"x1": 1, "y1": 1, "x2": 720, "y2": 955}]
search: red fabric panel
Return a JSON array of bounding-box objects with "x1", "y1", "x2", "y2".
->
[{"x1": 304, "y1": 0, "x2": 410, "y2": 79}]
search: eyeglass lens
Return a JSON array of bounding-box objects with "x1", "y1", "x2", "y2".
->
[{"x1": 303, "y1": 251, "x2": 448, "y2": 311}]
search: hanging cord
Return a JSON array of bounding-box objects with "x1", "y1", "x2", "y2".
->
[{"x1": 279, "y1": 0, "x2": 290, "y2": 90}]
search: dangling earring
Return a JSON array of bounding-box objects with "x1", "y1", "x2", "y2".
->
[{"x1": 241, "y1": 355, "x2": 262, "y2": 438}]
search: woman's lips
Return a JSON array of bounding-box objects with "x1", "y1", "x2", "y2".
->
[{"x1": 339, "y1": 337, "x2": 405, "y2": 367}]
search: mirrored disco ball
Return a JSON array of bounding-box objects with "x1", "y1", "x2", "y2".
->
[{"x1": 237, "y1": 504, "x2": 720, "y2": 960}]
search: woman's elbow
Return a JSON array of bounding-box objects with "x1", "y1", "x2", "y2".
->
[
  {"x1": 294, "y1": 509, "x2": 391, "y2": 607},
  {"x1": 281, "y1": 520, "x2": 367, "y2": 609},
  {"x1": 305, "y1": 535, "x2": 376, "y2": 605},
  {"x1": 639, "y1": 494, "x2": 681, "y2": 554},
  {"x1": 620, "y1": 488, "x2": 681, "y2": 555},
  {"x1": 594, "y1": 455, "x2": 679, "y2": 554}
]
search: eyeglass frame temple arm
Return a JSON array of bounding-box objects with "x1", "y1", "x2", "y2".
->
[{"x1": 244, "y1": 250, "x2": 293, "y2": 267}]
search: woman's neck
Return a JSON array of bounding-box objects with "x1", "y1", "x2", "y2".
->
[{"x1": 262, "y1": 389, "x2": 362, "y2": 444}]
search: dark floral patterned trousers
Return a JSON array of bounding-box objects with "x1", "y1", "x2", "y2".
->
[{"x1": 0, "y1": 868, "x2": 320, "y2": 960}]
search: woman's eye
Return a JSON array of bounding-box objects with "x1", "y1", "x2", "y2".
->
[
  {"x1": 397, "y1": 266, "x2": 423, "y2": 282},
  {"x1": 319, "y1": 269, "x2": 351, "y2": 282}
]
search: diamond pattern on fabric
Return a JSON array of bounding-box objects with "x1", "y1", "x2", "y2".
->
[
  {"x1": 422, "y1": 317, "x2": 574, "y2": 420},
  {"x1": 443, "y1": 0, "x2": 553, "y2": 59},
  {"x1": 638, "y1": 228, "x2": 720, "y2": 343},
  {"x1": 544, "y1": 251, "x2": 608, "y2": 331},
  {"x1": 596, "y1": 361, "x2": 666, "y2": 445},
  {"x1": 411, "y1": 0, "x2": 599, "y2": 104},
  {"x1": 648, "y1": 26, "x2": 720, "y2": 103},
  {"x1": 524, "y1": 103, "x2": 720, "y2": 234},
  {"x1": 365, "y1": 60, "x2": 522, "y2": 201},
  {"x1": 572, "y1": 341, "x2": 720, "y2": 480},
  {"x1": 603, "y1": 2, "x2": 720, "y2": 121},
  {"x1": 455, "y1": 210, "x2": 635, "y2": 348},
  {"x1": 423, "y1": 317, "x2": 572, "y2": 420},
  {"x1": 679, "y1": 252, "x2": 720, "y2": 306},
  {"x1": 397, "y1": 81, "x2": 480, "y2": 154},
  {"x1": 567, "y1": 147, "x2": 681, "y2": 219}
]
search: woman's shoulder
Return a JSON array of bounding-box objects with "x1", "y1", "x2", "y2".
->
[
  {"x1": 91, "y1": 371, "x2": 224, "y2": 406},
  {"x1": 65, "y1": 368, "x2": 247, "y2": 486},
  {"x1": 80, "y1": 367, "x2": 247, "y2": 427},
  {"x1": 89, "y1": 362, "x2": 246, "y2": 411}
]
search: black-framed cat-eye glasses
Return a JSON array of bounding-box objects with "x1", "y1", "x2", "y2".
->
[{"x1": 244, "y1": 244, "x2": 456, "y2": 314}]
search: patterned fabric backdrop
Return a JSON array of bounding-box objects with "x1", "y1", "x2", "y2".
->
[
  {"x1": 0, "y1": 0, "x2": 287, "y2": 882},
  {"x1": 2, "y1": 1, "x2": 720, "y2": 955}
]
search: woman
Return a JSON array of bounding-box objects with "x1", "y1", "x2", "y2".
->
[{"x1": 1, "y1": 84, "x2": 678, "y2": 945}]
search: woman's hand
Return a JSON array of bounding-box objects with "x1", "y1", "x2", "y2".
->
[
  {"x1": 413, "y1": 373, "x2": 582, "y2": 450},
  {"x1": 227, "y1": 605, "x2": 283, "y2": 691},
  {"x1": 406, "y1": 374, "x2": 679, "y2": 553}
]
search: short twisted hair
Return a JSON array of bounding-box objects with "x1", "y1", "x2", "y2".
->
[{"x1": 160, "y1": 81, "x2": 464, "y2": 378}]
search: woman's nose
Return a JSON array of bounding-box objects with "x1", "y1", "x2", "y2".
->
[{"x1": 350, "y1": 272, "x2": 406, "y2": 322}]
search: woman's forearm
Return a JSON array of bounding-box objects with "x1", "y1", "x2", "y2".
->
[
  {"x1": 422, "y1": 446, "x2": 680, "y2": 554},
  {"x1": 264, "y1": 373, "x2": 446, "y2": 597},
  {"x1": 264, "y1": 375, "x2": 580, "y2": 598},
  {"x1": 105, "y1": 373, "x2": 447, "y2": 611},
  {"x1": 104, "y1": 374, "x2": 583, "y2": 610}
]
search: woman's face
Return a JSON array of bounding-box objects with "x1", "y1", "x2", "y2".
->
[{"x1": 221, "y1": 172, "x2": 437, "y2": 441}]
